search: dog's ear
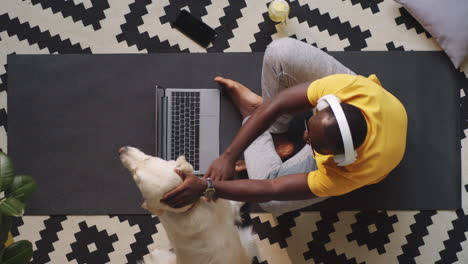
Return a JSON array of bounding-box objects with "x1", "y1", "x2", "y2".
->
[
  {"x1": 142, "y1": 202, "x2": 165, "y2": 216},
  {"x1": 175, "y1": 156, "x2": 194, "y2": 175}
]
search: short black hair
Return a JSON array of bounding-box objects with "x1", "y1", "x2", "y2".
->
[{"x1": 322, "y1": 103, "x2": 367, "y2": 154}]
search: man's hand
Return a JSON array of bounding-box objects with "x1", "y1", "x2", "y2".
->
[
  {"x1": 161, "y1": 170, "x2": 207, "y2": 209},
  {"x1": 204, "y1": 154, "x2": 236, "y2": 181}
]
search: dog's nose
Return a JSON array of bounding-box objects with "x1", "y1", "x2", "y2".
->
[{"x1": 119, "y1": 146, "x2": 128, "y2": 154}]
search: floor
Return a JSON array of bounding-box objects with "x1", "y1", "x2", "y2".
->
[{"x1": 1, "y1": 0, "x2": 468, "y2": 263}]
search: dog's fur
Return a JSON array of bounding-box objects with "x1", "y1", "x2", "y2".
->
[{"x1": 119, "y1": 147, "x2": 254, "y2": 264}]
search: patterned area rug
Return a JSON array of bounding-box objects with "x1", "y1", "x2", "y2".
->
[{"x1": 1, "y1": 0, "x2": 468, "y2": 263}]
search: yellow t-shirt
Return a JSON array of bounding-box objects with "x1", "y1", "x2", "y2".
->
[{"x1": 306, "y1": 74, "x2": 407, "y2": 197}]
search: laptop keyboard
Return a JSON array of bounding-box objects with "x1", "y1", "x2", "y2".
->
[{"x1": 170, "y1": 91, "x2": 200, "y2": 171}]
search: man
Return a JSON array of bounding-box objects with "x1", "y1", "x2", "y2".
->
[{"x1": 162, "y1": 38, "x2": 407, "y2": 215}]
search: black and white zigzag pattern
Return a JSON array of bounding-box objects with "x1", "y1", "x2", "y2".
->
[{"x1": 1, "y1": 0, "x2": 468, "y2": 263}]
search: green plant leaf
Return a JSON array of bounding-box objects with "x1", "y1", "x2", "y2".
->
[
  {"x1": 0, "y1": 198, "x2": 24, "y2": 217},
  {"x1": 0, "y1": 152, "x2": 14, "y2": 193},
  {"x1": 6, "y1": 175, "x2": 36, "y2": 203},
  {"x1": 3, "y1": 240, "x2": 33, "y2": 264},
  {"x1": 0, "y1": 214, "x2": 12, "y2": 246}
]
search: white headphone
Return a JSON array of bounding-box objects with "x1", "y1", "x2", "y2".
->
[{"x1": 314, "y1": 94, "x2": 357, "y2": 166}]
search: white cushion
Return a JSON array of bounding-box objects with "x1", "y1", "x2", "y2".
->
[{"x1": 395, "y1": 0, "x2": 468, "y2": 68}]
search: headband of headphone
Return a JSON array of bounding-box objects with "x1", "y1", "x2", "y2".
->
[{"x1": 315, "y1": 94, "x2": 357, "y2": 166}]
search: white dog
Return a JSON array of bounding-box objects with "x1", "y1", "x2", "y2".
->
[{"x1": 119, "y1": 146, "x2": 255, "y2": 264}]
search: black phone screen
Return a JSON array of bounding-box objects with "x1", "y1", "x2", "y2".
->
[{"x1": 173, "y1": 10, "x2": 217, "y2": 48}]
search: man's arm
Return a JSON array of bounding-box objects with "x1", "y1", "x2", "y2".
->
[
  {"x1": 205, "y1": 82, "x2": 313, "y2": 181},
  {"x1": 161, "y1": 172, "x2": 318, "y2": 208},
  {"x1": 214, "y1": 173, "x2": 317, "y2": 203}
]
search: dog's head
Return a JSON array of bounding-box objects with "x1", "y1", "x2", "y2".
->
[{"x1": 119, "y1": 146, "x2": 193, "y2": 215}]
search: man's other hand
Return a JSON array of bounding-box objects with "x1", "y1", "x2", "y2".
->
[{"x1": 204, "y1": 154, "x2": 236, "y2": 181}]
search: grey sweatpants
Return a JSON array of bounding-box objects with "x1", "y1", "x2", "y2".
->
[{"x1": 244, "y1": 38, "x2": 355, "y2": 215}]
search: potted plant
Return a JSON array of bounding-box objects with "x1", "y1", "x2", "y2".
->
[{"x1": 0, "y1": 152, "x2": 36, "y2": 263}]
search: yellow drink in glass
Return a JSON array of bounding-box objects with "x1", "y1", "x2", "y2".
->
[{"x1": 268, "y1": 0, "x2": 290, "y2": 23}]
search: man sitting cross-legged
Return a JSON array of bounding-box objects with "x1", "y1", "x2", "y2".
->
[{"x1": 162, "y1": 37, "x2": 408, "y2": 215}]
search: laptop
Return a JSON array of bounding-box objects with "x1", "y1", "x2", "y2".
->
[{"x1": 156, "y1": 86, "x2": 220, "y2": 174}]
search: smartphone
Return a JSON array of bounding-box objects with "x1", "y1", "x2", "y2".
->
[{"x1": 173, "y1": 10, "x2": 217, "y2": 48}]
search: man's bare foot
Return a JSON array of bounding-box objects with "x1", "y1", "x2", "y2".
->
[
  {"x1": 272, "y1": 133, "x2": 294, "y2": 159},
  {"x1": 214, "y1": 77, "x2": 263, "y2": 118},
  {"x1": 235, "y1": 160, "x2": 246, "y2": 172}
]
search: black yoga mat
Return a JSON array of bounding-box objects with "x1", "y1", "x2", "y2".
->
[{"x1": 7, "y1": 52, "x2": 460, "y2": 214}]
